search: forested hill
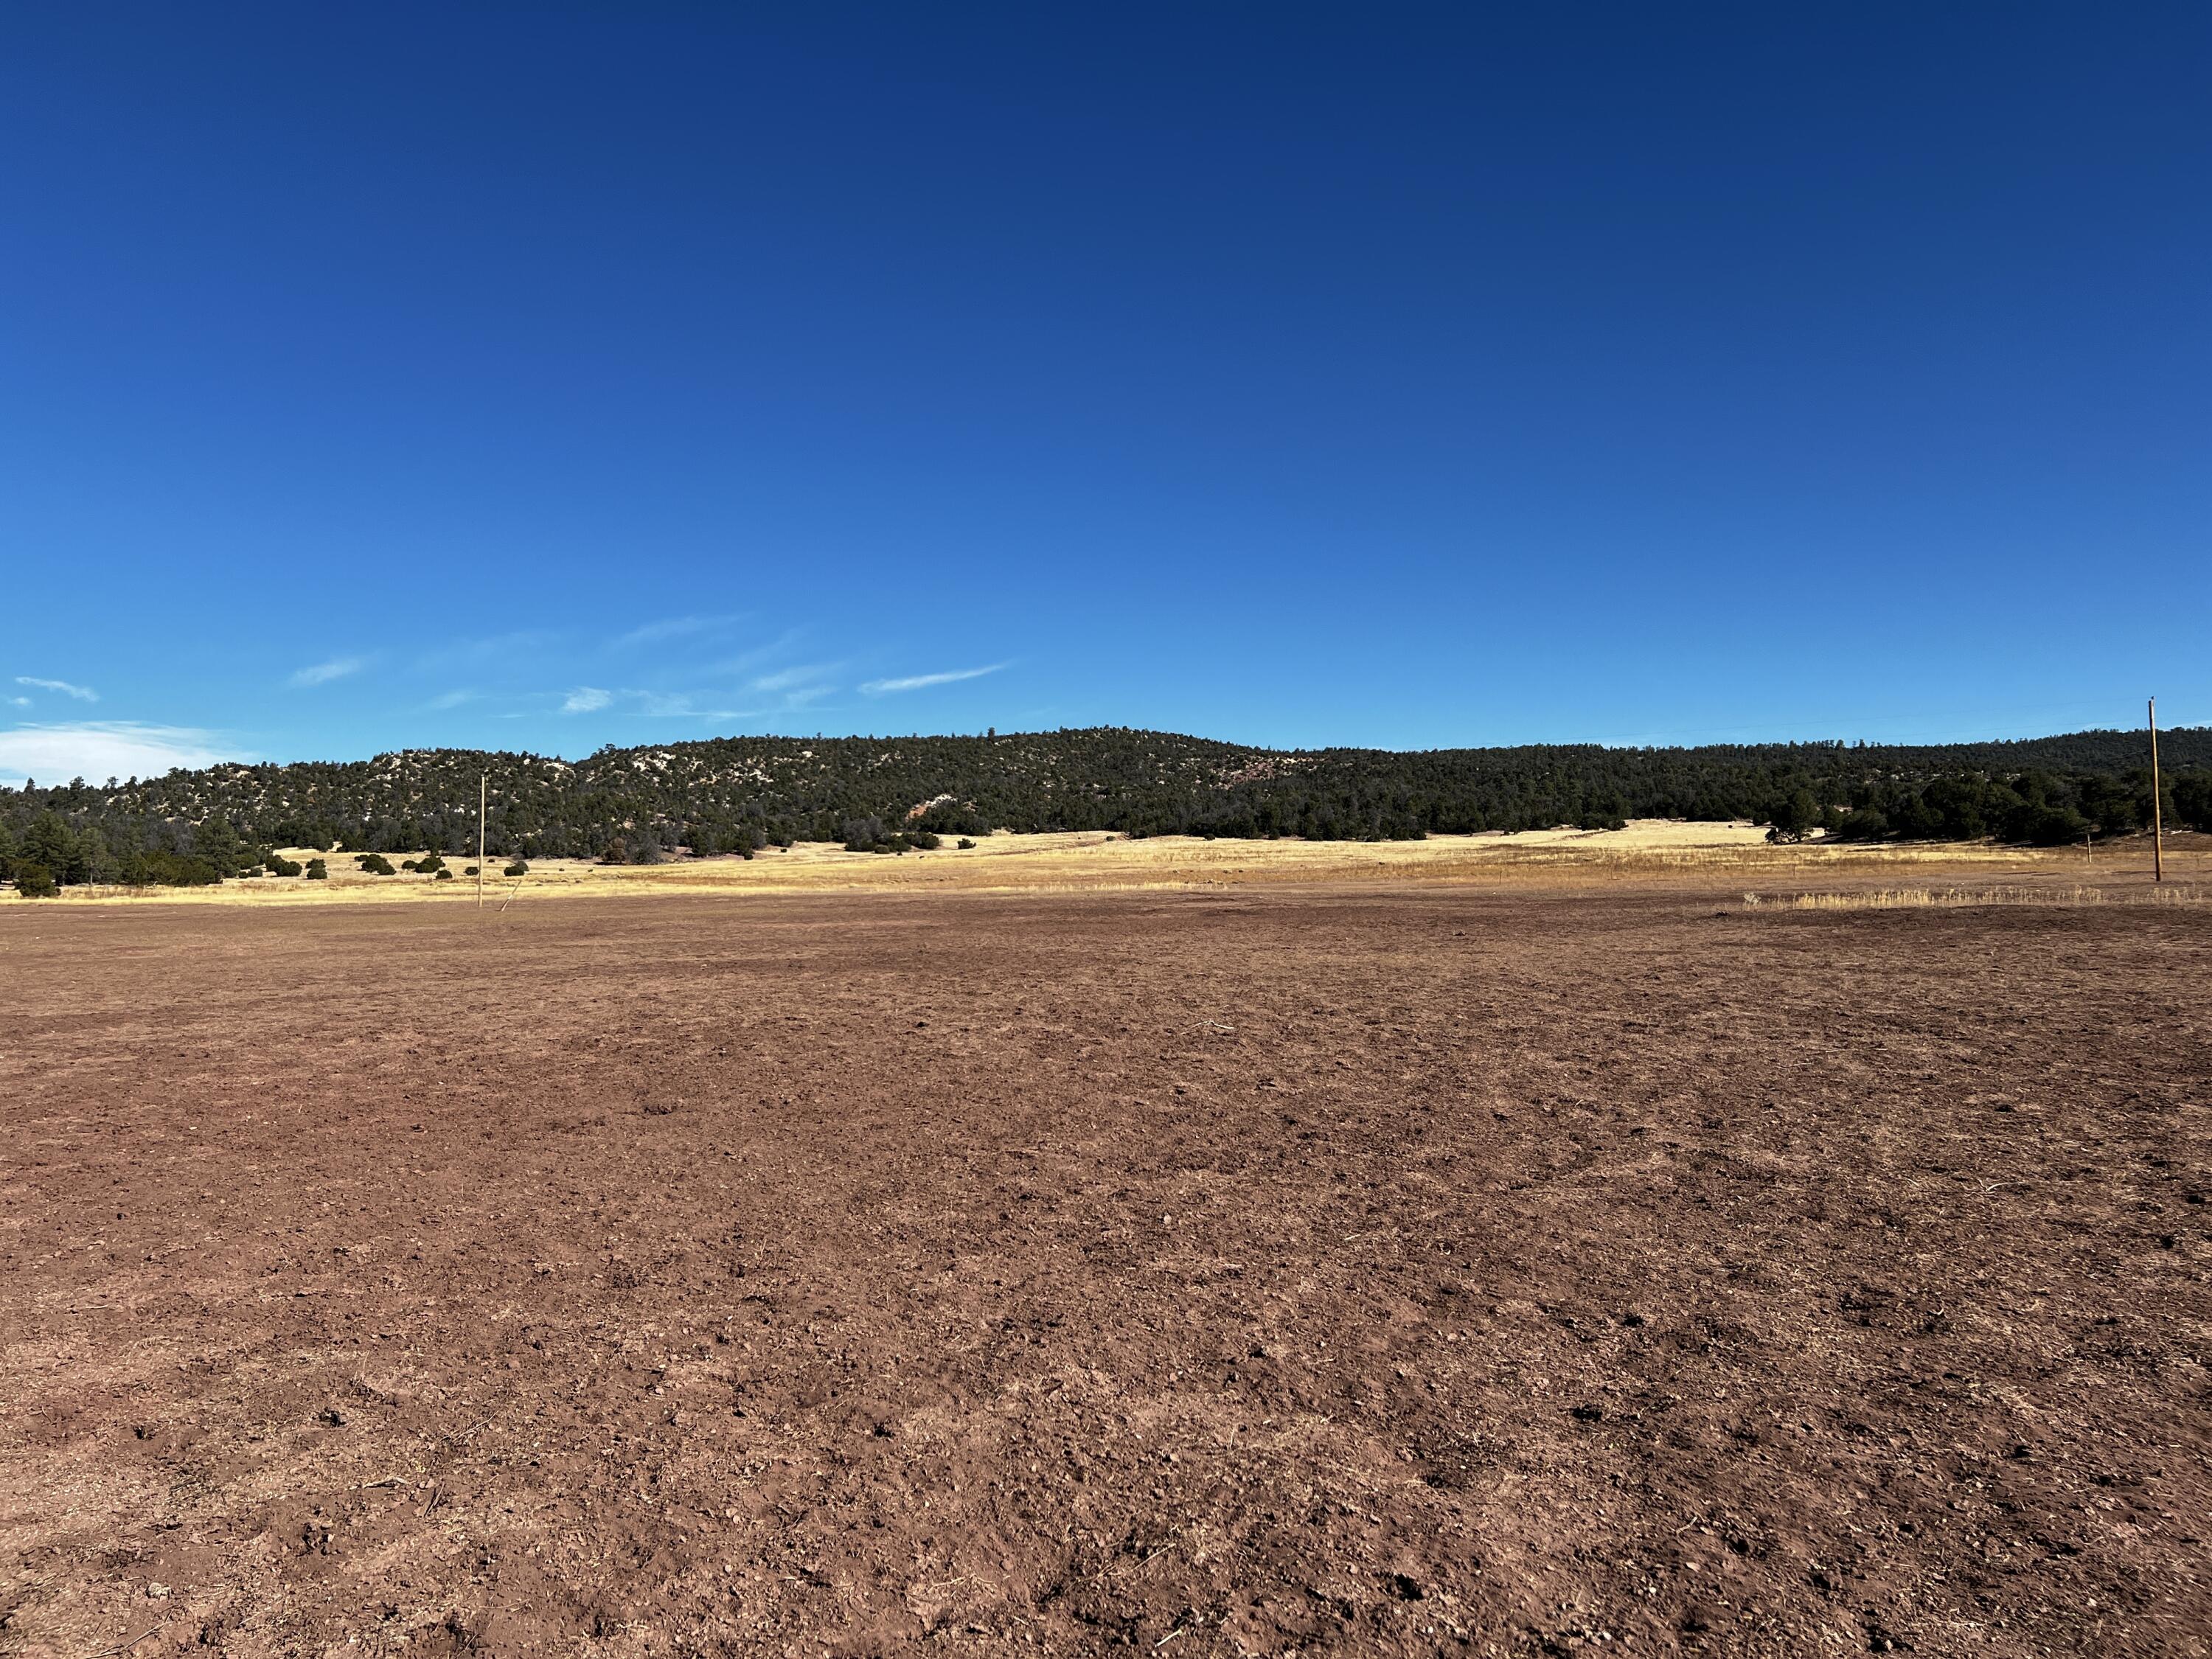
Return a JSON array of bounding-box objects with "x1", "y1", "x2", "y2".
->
[{"x1": 4, "y1": 725, "x2": 2209, "y2": 884}]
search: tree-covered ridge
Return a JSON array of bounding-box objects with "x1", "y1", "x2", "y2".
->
[{"x1": 2, "y1": 725, "x2": 2208, "y2": 890}]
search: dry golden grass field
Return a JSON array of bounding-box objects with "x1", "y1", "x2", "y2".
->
[{"x1": 12, "y1": 822, "x2": 2206, "y2": 908}]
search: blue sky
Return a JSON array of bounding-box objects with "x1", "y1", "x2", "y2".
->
[{"x1": 4, "y1": 3, "x2": 2206, "y2": 785}]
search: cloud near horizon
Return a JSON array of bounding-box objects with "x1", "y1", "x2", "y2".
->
[
  {"x1": 860, "y1": 664, "x2": 1006, "y2": 695},
  {"x1": 15, "y1": 675, "x2": 98, "y2": 702},
  {"x1": 561, "y1": 686, "x2": 613, "y2": 713},
  {"x1": 289, "y1": 656, "x2": 366, "y2": 688},
  {"x1": 0, "y1": 722, "x2": 237, "y2": 787}
]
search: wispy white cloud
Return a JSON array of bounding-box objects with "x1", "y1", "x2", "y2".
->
[
  {"x1": 15, "y1": 675, "x2": 98, "y2": 703},
  {"x1": 545, "y1": 681, "x2": 821, "y2": 722},
  {"x1": 0, "y1": 722, "x2": 235, "y2": 787},
  {"x1": 632, "y1": 692, "x2": 748, "y2": 719},
  {"x1": 425, "y1": 689, "x2": 479, "y2": 711},
  {"x1": 611, "y1": 613, "x2": 746, "y2": 651},
  {"x1": 860, "y1": 664, "x2": 1006, "y2": 695},
  {"x1": 413, "y1": 630, "x2": 560, "y2": 673},
  {"x1": 705, "y1": 628, "x2": 810, "y2": 677},
  {"x1": 290, "y1": 656, "x2": 366, "y2": 688},
  {"x1": 6, "y1": 696, "x2": 28, "y2": 708},
  {"x1": 749, "y1": 664, "x2": 838, "y2": 694},
  {"x1": 557, "y1": 686, "x2": 754, "y2": 720}
]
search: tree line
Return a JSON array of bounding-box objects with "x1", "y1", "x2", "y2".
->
[{"x1": 4, "y1": 725, "x2": 2206, "y2": 892}]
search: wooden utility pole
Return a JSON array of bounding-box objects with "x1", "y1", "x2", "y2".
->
[
  {"x1": 479, "y1": 773, "x2": 487, "y2": 908},
  {"x1": 2149, "y1": 698, "x2": 2163, "y2": 885}
]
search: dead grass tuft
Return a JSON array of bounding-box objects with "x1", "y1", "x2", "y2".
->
[{"x1": 1748, "y1": 885, "x2": 2208, "y2": 912}]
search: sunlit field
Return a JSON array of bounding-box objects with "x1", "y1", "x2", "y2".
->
[{"x1": 11, "y1": 820, "x2": 2201, "y2": 905}]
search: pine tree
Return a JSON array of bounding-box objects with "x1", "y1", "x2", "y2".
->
[
  {"x1": 21, "y1": 813, "x2": 76, "y2": 883},
  {"x1": 195, "y1": 813, "x2": 246, "y2": 871}
]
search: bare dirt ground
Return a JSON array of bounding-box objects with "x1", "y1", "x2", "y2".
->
[{"x1": 4, "y1": 883, "x2": 2208, "y2": 1658}]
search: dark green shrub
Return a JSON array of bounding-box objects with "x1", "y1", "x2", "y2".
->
[
  {"x1": 2077, "y1": 776, "x2": 2143, "y2": 836},
  {"x1": 400, "y1": 859, "x2": 419, "y2": 872},
  {"x1": 464, "y1": 865, "x2": 479, "y2": 876},
  {"x1": 435, "y1": 868, "x2": 454, "y2": 881},
  {"x1": 686, "y1": 820, "x2": 765, "y2": 857},
  {"x1": 1832, "y1": 807, "x2": 1890, "y2": 841},
  {"x1": 956, "y1": 838, "x2": 976, "y2": 850},
  {"x1": 1890, "y1": 793, "x2": 1941, "y2": 839},
  {"x1": 1765, "y1": 788, "x2": 1821, "y2": 843},
  {"x1": 15, "y1": 863, "x2": 59, "y2": 898},
  {"x1": 841, "y1": 815, "x2": 891, "y2": 852},
  {"x1": 2176, "y1": 773, "x2": 2212, "y2": 833},
  {"x1": 305, "y1": 858, "x2": 328, "y2": 880},
  {"x1": 914, "y1": 799, "x2": 990, "y2": 836},
  {"x1": 357, "y1": 853, "x2": 396, "y2": 876},
  {"x1": 504, "y1": 860, "x2": 529, "y2": 877},
  {"x1": 2008, "y1": 804, "x2": 2091, "y2": 846},
  {"x1": 117, "y1": 851, "x2": 223, "y2": 887},
  {"x1": 415, "y1": 854, "x2": 448, "y2": 874},
  {"x1": 1920, "y1": 777, "x2": 1988, "y2": 839},
  {"x1": 266, "y1": 855, "x2": 303, "y2": 877}
]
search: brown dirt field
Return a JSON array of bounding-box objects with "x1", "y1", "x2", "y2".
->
[{"x1": 3, "y1": 886, "x2": 2208, "y2": 1658}]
